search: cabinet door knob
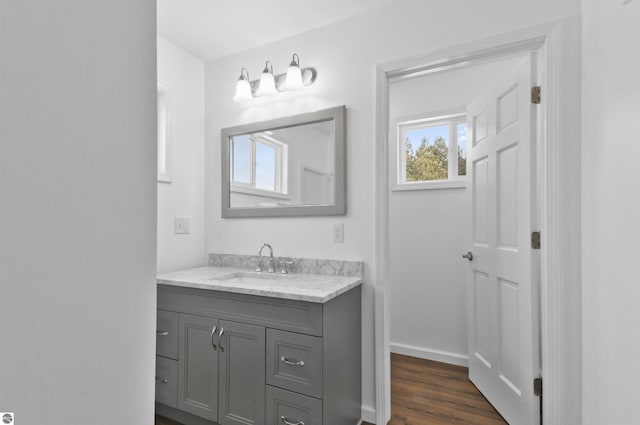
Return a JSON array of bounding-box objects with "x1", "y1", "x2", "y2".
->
[
  {"x1": 156, "y1": 331, "x2": 169, "y2": 336},
  {"x1": 219, "y1": 327, "x2": 225, "y2": 352},
  {"x1": 462, "y1": 251, "x2": 473, "y2": 261},
  {"x1": 210, "y1": 325, "x2": 218, "y2": 350},
  {"x1": 155, "y1": 376, "x2": 168, "y2": 384},
  {"x1": 281, "y1": 416, "x2": 304, "y2": 425}
]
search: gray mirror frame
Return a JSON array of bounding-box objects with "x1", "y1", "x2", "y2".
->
[{"x1": 221, "y1": 105, "x2": 346, "y2": 218}]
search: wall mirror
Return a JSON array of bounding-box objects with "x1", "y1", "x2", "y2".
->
[{"x1": 221, "y1": 106, "x2": 346, "y2": 218}]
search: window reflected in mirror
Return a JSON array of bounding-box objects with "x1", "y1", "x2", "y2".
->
[
  {"x1": 230, "y1": 133, "x2": 287, "y2": 194},
  {"x1": 228, "y1": 120, "x2": 334, "y2": 208}
]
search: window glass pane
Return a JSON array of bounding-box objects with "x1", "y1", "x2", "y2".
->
[
  {"x1": 231, "y1": 135, "x2": 251, "y2": 184},
  {"x1": 157, "y1": 93, "x2": 167, "y2": 175},
  {"x1": 255, "y1": 142, "x2": 276, "y2": 191},
  {"x1": 404, "y1": 124, "x2": 449, "y2": 181},
  {"x1": 457, "y1": 123, "x2": 467, "y2": 176}
]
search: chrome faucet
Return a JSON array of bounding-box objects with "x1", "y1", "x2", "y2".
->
[{"x1": 258, "y1": 243, "x2": 275, "y2": 273}]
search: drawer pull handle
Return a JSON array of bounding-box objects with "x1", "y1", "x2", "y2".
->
[
  {"x1": 280, "y1": 356, "x2": 305, "y2": 367},
  {"x1": 281, "y1": 416, "x2": 304, "y2": 425},
  {"x1": 219, "y1": 327, "x2": 225, "y2": 352},
  {"x1": 211, "y1": 325, "x2": 218, "y2": 350},
  {"x1": 156, "y1": 331, "x2": 169, "y2": 336},
  {"x1": 155, "y1": 376, "x2": 168, "y2": 384}
]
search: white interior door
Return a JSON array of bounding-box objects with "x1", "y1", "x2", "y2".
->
[{"x1": 465, "y1": 53, "x2": 540, "y2": 425}]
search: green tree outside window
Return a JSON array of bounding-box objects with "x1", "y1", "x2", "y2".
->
[{"x1": 406, "y1": 136, "x2": 466, "y2": 181}]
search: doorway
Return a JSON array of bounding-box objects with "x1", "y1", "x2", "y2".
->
[
  {"x1": 387, "y1": 52, "x2": 536, "y2": 423},
  {"x1": 373, "y1": 25, "x2": 571, "y2": 425},
  {"x1": 388, "y1": 55, "x2": 525, "y2": 366}
]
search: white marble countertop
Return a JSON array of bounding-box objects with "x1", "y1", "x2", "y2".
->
[{"x1": 157, "y1": 266, "x2": 362, "y2": 303}]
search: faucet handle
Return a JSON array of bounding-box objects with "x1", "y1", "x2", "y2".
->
[
  {"x1": 280, "y1": 260, "x2": 294, "y2": 274},
  {"x1": 250, "y1": 257, "x2": 263, "y2": 272}
]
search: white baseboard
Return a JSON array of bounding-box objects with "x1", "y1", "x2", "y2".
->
[
  {"x1": 390, "y1": 342, "x2": 469, "y2": 367},
  {"x1": 361, "y1": 404, "x2": 376, "y2": 424}
]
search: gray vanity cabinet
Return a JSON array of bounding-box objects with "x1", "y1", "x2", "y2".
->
[
  {"x1": 177, "y1": 313, "x2": 219, "y2": 421},
  {"x1": 176, "y1": 315, "x2": 265, "y2": 425},
  {"x1": 156, "y1": 310, "x2": 179, "y2": 408},
  {"x1": 155, "y1": 355, "x2": 178, "y2": 408},
  {"x1": 156, "y1": 284, "x2": 361, "y2": 425},
  {"x1": 266, "y1": 329, "x2": 323, "y2": 399},
  {"x1": 266, "y1": 386, "x2": 322, "y2": 425},
  {"x1": 218, "y1": 320, "x2": 265, "y2": 425},
  {"x1": 157, "y1": 309, "x2": 178, "y2": 359}
]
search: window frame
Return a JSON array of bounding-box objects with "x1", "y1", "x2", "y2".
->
[
  {"x1": 230, "y1": 133, "x2": 289, "y2": 198},
  {"x1": 391, "y1": 110, "x2": 468, "y2": 191},
  {"x1": 157, "y1": 84, "x2": 173, "y2": 183}
]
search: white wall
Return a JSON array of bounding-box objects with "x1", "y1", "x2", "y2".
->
[
  {"x1": 157, "y1": 36, "x2": 206, "y2": 273},
  {"x1": 388, "y1": 57, "x2": 521, "y2": 364},
  {"x1": 582, "y1": 1, "x2": 640, "y2": 424},
  {"x1": 203, "y1": 1, "x2": 580, "y2": 420},
  {"x1": 0, "y1": 2, "x2": 157, "y2": 425}
]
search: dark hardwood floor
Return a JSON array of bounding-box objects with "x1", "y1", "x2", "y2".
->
[
  {"x1": 385, "y1": 353, "x2": 506, "y2": 425},
  {"x1": 155, "y1": 353, "x2": 506, "y2": 425}
]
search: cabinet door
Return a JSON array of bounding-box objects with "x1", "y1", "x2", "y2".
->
[
  {"x1": 266, "y1": 329, "x2": 323, "y2": 398},
  {"x1": 266, "y1": 385, "x2": 322, "y2": 425},
  {"x1": 156, "y1": 309, "x2": 178, "y2": 359},
  {"x1": 218, "y1": 320, "x2": 266, "y2": 425},
  {"x1": 155, "y1": 356, "x2": 178, "y2": 408},
  {"x1": 178, "y1": 313, "x2": 219, "y2": 422}
]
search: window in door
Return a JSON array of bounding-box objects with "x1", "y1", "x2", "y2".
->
[{"x1": 393, "y1": 112, "x2": 467, "y2": 190}]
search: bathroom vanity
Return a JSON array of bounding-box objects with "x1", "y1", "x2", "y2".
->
[{"x1": 155, "y1": 261, "x2": 362, "y2": 425}]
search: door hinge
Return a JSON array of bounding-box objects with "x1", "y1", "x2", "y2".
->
[
  {"x1": 533, "y1": 377, "x2": 543, "y2": 397},
  {"x1": 531, "y1": 86, "x2": 541, "y2": 104},
  {"x1": 531, "y1": 231, "x2": 541, "y2": 250}
]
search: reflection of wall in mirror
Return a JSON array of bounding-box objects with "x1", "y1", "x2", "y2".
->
[
  {"x1": 301, "y1": 165, "x2": 334, "y2": 205},
  {"x1": 276, "y1": 121, "x2": 335, "y2": 206}
]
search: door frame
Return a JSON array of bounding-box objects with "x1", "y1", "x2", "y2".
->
[{"x1": 373, "y1": 22, "x2": 581, "y2": 425}]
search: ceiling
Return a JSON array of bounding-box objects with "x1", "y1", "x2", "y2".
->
[{"x1": 157, "y1": 0, "x2": 397, "y2": 62}]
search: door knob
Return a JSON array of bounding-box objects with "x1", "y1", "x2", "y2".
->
[{"x1": 462, "y1": 251, "x2": 473, "y2": 261}]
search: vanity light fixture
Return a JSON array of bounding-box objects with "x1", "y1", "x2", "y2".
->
[
  {"x1": 233, "y1": 68, "x2": 253, "y2": 103},
  {"x1": 232, "y1": 53, "x2": 317, "y2": 102},
  {"x1": 284, "y1": 53, "x2": 305, "y2": 91},
  {"x1": 256, "y1": 61, "x2": 278, "y2": 97}
]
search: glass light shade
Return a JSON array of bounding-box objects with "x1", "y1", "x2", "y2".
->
[
  {"x1": 256, "y1": 72, "x2": 278, "y2": 97},
  {"x1": 285, "y1": 65, "x2": 305, "y2": 91},
  {"x1": 233, "y1": 79, "x2": 253, "y2": 102}
]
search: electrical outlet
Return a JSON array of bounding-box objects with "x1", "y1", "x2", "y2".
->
[
  {"x1": 333, "y1": 223, "x2": 344, "y2": 243},
  {"x1": 175, "y1": 217, "x2": 190, "y2": 234}
]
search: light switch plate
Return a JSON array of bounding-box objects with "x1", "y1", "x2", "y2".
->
[{"x1": 175, "y1": 217, "x2": 190, "y2": 234}]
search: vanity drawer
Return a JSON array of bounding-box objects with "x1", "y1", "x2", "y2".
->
[
  {"x1": 266, "y1": 329, "x2": 322, "y2": 398},
  {"x1": 156, "y1": 309, "x2": 178, "y2": 359},
  {"x1": 266, "y1": 385, "x2": 322, "y2": 425},
  {"x1": 155, "y1": 356, "x2": 177, "y2": 408}
]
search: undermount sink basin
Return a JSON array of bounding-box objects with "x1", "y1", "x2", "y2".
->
[{"x1": 210, "y1": 272, "x2": 301, "y2": 285}]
